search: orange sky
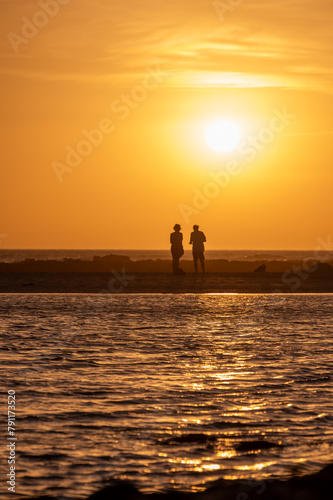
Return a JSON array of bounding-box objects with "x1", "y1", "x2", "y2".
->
[{"x1": 1, "y1": 0, "x2": 333, "y2": 249}]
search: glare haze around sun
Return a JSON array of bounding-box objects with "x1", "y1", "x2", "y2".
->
[{"x1": 206, "y1": 120, "x2": 241, "y2": 152}]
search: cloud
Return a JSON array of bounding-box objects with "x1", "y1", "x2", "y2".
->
[{"x1": 0, "y1": 0, "x2": 332, "y2": 90}]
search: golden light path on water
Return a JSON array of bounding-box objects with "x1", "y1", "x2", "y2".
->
[{"x1": 0, "y1": 293, "x2": 332, "y2": 497}]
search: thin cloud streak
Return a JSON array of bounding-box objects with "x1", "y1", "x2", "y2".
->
[{"x1": 0, "y1": 0, "x2": 332, "y2": 89}]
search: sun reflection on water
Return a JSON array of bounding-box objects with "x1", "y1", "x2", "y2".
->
[{"x1": 236, "y1": 462, "x2": 277, "y2": 471}]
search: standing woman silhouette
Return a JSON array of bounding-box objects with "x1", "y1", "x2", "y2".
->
[{"x1": 170, "y1": 224, "x2": 184, "y2": 274}]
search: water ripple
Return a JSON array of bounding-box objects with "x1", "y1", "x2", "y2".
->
[{"x1": 0, "y1": 293, "x2": 332, "y2": 498}]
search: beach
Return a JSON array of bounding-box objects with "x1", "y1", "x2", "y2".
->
[
  {"x1": 1, "y1": 271, "x2": 333, "y2": 294},
  {"x1": 1, "y1": 253, "x2": 333, "y2": 293}
]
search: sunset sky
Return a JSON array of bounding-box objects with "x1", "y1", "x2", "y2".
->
[{"x1": 1, "y1": 0, "x2": 333, "y2": 249}]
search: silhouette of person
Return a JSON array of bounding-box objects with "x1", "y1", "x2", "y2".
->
[
  {"x1": 189, "y1": 225, "x2": 206, "y2": 273},
  {"x1": 170, "y1": 224, "x2": 184, "y2": 274}
]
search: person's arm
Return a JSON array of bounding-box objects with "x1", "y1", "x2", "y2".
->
[
  {"x1": 189, "y1": 232, "x2": 193, "y2": 245},
  {"x1": 170, "y1": 233, "x2": 173, "y2": 244},
  {"x1": 203, "y1": 233, "x2": 206, "y2": 242}
]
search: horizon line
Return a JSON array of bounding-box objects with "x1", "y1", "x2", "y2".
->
[{"x1": 0, "y1": 248, "x2": 331, "y2": 252}]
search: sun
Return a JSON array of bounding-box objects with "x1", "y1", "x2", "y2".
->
[{"x1": 206, "y1": 120, "x2": 241, "y2": 153}]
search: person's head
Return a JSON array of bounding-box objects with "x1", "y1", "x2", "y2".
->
[
  {"x1": 193, "y1": 225, "x2": 199, "y2": 231},
  {"x1": 173, "y1": 224, "x2": 181, "y2": 232}
]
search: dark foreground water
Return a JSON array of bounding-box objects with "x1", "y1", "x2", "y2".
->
[{"x1": 0, "y1": 294, "x2": 332, "y2": 499}]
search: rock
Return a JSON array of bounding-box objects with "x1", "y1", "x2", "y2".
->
[{"x1": 254, "y1": 264, "x2": 266, "y2": 273}]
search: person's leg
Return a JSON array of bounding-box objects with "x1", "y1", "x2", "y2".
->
[
  {"x1": 193, "y1": 253, "x2": 198, "y2": 273},
  {"x1": 200, "y1": 254, "x2": 205, "y2": 273},
  {"x1": 173, "y1": 255, "x2": 180, "y2": 274},
  {"x1": 172, "y1": 253, "x2": 176, "y2": 273}
]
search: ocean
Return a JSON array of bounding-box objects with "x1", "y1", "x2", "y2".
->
[
  {"x1": 1, "y1": 293, "x2": 332, "y2": 498},
  {"x1": 1, "y1": 249, "x2": 333, "y2": 263}
]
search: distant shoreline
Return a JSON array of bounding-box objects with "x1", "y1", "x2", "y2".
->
[
  {"x1": 1, "y1": 248, "x2": 333, "y2": 264},
  {"x1": 1, "y1": 252, "x2": 333, "y2": 272},
  {"x1": 1, "y1": 253, "x2": 332, "y2": 293}
]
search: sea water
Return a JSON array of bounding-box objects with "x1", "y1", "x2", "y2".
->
[{"x1": 0, "y1": 293, "x2": 332, "y2": 498}]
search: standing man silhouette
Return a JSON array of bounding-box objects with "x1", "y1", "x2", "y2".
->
[
  {"x1": 189, "y1": 225, "x2": 206, "y2": 273},
  {"x1": 170, "y1": 224, "x2": 184, "y2": 274}
]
